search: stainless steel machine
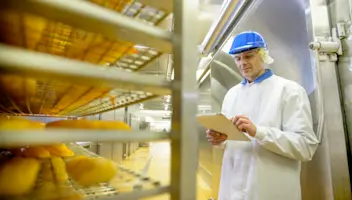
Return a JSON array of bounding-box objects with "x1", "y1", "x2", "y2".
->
[
  {"x1": 197, "y1": 0, "x2": 352, "y2": 199},
  {"x1": 1, "y1": 0, "x2": 351, "y2": 199}
]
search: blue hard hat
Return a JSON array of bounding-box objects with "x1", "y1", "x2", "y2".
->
[{"x1": 229, "y1": 31, "x2": 267, "y2": 55}]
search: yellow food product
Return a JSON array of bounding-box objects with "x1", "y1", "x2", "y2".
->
[
  {"x1": 48, "y1": 86, "x2": 110, "y2": 115},
  {"x1": 44, "y1": 144, "x2": 75, "y2": 157},
  {"x1": 65, "y1": 156, "x2": 87, "y2": 174},
  {"x1": 41, "y1": 160, "x2": 55, "y2": 182},
  {"x1": 23, "y1": 146, "x2": 51, "y2": 158},
  {"x1": 56, "y1": 185, "x2": 83, "y2": 200},
  {"x1": 39, "y1": 182, "x2": 56, "y2": 190},
  {"x1": 51, "y1": 156, "x2": 68, "y2": 183},
  {"x1": 66, "y1": 156, "x2": 117, "y2": 186},
  {"x1": 0, "y1": 117, "x2": 45, "y2": 130},
  {"x1": 0, "y1": 157, "x2": 40, "y2": 195},
  {"x1": 0, "y1": 74, "x2": 37, "y2": 113},
  {"x1": 46, "y1": 119, "x2": 131, "y2": 130},
  {"x1": 35, "y1": 183, "x2": 83, "y2": 200}
]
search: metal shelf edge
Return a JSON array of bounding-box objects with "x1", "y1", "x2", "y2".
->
[
  {"x1": 100, "y1": 186, "x2": 170, "y2": 200},
  {"x1": 138, "y1": 0, "x2": 173, "y2": 13},
  {"x1": 2, "y1": 0, "x2": 173, "y2": 52},
  {"x1": 69, "y1": 95, "x2": 159, "y2": 116},
  {"x1": 0, "y1": 44, "x2": 171, "y2": 96},
  {"x1": 0, "y1": 130, "x2": 169, "y2": 147}
]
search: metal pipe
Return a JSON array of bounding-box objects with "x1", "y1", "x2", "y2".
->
[
  {"x1": 309, "y1": 41, "x2": 340, "y2": 53},
  {"x1": 165, "y1": 54, "x2": 174, "y2": 81},
  {"x1": 124, "y1": 107, "x2": 128, "y2": 124},
  {"x1": 197, "y1": 65, "x2": 211, "y2": 86},
  {"x1": 312, "y1": 49, "x2": 325, "y2": 143},
  {"x1": 170, "y1": 0, "x2": 199, "y2": 198},
  {"x1": 349, "y1": 0, "x2": 352, "y2": 20},
  {"x1": 199, "y1": 0, "x2": 256, "y2": 56}
]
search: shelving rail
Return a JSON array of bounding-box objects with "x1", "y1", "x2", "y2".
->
[{"x1": 0, "y1": 0, "x2": 199, "y2": 200}]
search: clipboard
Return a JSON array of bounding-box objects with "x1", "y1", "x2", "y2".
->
[{"x1": 196, "y1": 113, "x2": 251, "y2": 141}]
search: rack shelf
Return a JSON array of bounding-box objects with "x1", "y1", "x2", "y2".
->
[
  {"x1": 0, "y1": 142, "x2": 169, "y2": 200},
  {"x1": 2, "y1": 0, "x2": 172, "y2": 52},
  {"x1": 68, "y1": 142, "x2": 170, "y2": 200},
  {"x1": 0, "y1": 11, "x2": 161, "y2": 73},
  {"x1": 137, "y1": 0, "x2": 173, "y2": 13},
  {"x1": 0, "y1": 0, "x2": 168, "y2": 72},
  {"x1": 90, "y1": 0, "x2": 170, "y2": 25},
  {"x1": 64, "y1": 92, "x2": 158, "y2": 116},
  {"x1": 0, "y1": 44, "x2": 169, "y2": 115},
  {"x1": 0, "y1": 130, "x2": 169, "y2": 147},
  {"x1": 0, "y1": 45, "x2": 171, "y2": 94}
]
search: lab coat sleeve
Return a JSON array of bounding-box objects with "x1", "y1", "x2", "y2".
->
[
  {"x1": 254, "y1": 87, "x2": 319, "y2": 161},
  {"x1": 214, "y1": 140, "x2": 227, "y2": 149}
]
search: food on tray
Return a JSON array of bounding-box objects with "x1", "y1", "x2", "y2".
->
[
  {"x1": 44, "y1": 144, "x2": 75, "y2": 157},
  {"x1": 35, "y1": 182, "x2": 83, "y2": 200},
  {"x1": 9, "y1": 144, "x2": 73, "y2": 158},
  {"x1": 66, "y1": 156, "x2": 117, "y2": 186},
  {"x1": 0, "y1": 157, "x2": 40, "y2": 195},
  {"x1": 0, "y1": 74, "x2": 37, "y2": 114},
  {"x1": 51, "y1": 156, "x2": 69, "y2": 183},
  {"x1": 0, "y1": 74, "x2": 37, "y2": 104},
  {"x1": 23, "y1": 146, "x2": 51, "y2": 158},
  {"x1": 0, "y1": 117, "x2": 45, "y2": 130},
  {"x1": 46, "y1": 119, "x2": 131, "y2": 130},
  {"x1": 41, "y1": 160, "x2": 55, "y2": 182}
]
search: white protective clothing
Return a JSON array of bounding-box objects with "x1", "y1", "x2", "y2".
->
[{"x1": 217, "y1": 71, "x2": 319, "y2": 200}]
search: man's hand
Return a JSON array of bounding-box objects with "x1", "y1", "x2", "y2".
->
[
  {"x1": 206, "y1": 129, "x2": 227, "y2": 145},
  {"x1": 231, "y1": 115, "x2": 257, "y2": 137}
]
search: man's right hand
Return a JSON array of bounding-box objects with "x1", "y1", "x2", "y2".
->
[{"x1": 206, "y1": 129, "x2": 228, "y2": 145}]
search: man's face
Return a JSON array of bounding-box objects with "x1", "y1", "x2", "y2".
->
[{"x1": 233, "y1": 49, "x2": 265, "y2": 81}]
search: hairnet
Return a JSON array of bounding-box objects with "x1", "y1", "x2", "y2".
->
[{"x1": 258, "y1": 48, "x2": 274, "y2": 64}]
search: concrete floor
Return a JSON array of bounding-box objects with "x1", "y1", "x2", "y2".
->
[{"x1": 117, "y1": 141, "x2": 212, "y2": 200}]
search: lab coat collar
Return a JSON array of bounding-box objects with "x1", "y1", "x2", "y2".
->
[{"x1": 241, "y1": 69, "x2": 273, "y2": 85}]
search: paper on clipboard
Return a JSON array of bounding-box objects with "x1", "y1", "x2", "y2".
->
[{"x1": 196, "y1": 113, "x2": 251, "y2": 141}]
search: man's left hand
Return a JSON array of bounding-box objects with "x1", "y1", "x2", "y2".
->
[{"x1": 231, "y1": 115, "x2": 257, "y2": 137}]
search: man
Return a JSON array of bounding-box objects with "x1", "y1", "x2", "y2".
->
[{"x1": 206, "y1": 31, "x2": 319, "y2": 200}]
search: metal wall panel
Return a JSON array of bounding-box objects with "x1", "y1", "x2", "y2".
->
[
  {"x1": 328, "y1": 0, "x2": 352, "y2": 194},
  {"x1": 197, "y1": 75, "x2": 213, "y2": 190},
  {"x1": 304, "y1": 0, "x2": 351, "y2": 198},
  {"x1": 98, "y1": 109, "x2": 126, "y2": 161}
]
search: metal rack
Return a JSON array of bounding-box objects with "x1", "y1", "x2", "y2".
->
[
  {"x1": 0, "y1": 0, "x2": 173, "y2": 116},
  {"x1": 0, "y1": 0, "x2": 199, "y2": 199}
]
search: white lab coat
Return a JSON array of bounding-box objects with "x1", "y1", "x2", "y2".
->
[{"x1": 217, "y1": 73, "x2": 319, "y2": 200}]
